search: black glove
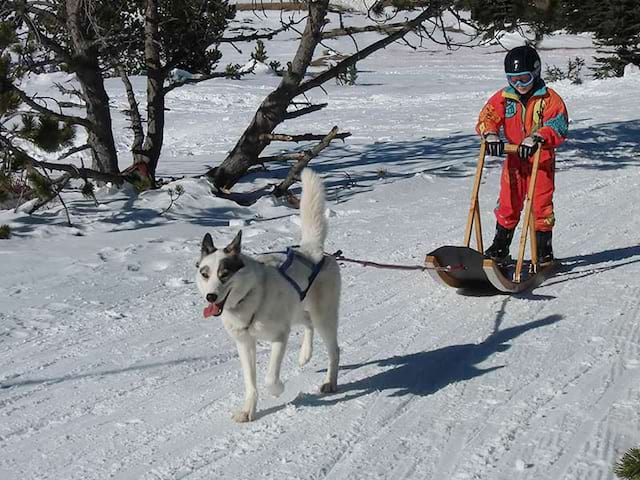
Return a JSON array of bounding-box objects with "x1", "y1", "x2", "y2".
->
[
  {"x1": 483, "y1": 133, "x2": 504, "y2": 156},
  {"x1": 517, "y1": 135, "x2": 544, "y2": 160}
]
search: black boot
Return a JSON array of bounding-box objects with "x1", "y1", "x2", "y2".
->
[
  {"x1": 485, "y1": 223, "x2": 515, "y2": 262},
  {"x1": 536, "y1": 230, "x2": 554, "y2": 265}
]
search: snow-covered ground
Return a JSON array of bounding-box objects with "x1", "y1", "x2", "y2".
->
[{"x1": 1, "y1": 9, "x2": 639, "y2": 480}]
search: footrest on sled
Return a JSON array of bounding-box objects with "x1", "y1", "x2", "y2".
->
[{"x1": 425, "y1": 246, "x2": 557, "y2": 293}]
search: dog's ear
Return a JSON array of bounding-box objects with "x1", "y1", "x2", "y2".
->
[
  {"x1": 224, "y1": 230, "x2": 242, "y2": 256},
  {"x1": 201, "y1": 233, "x2": 216, "y2": 257}
]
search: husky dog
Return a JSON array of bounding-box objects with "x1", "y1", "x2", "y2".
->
[{"x1": 196, "y1": 169, "x2": 341, "y2": 422}]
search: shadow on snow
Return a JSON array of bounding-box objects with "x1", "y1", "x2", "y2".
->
[
  {"x1": 296, "y1": 313, "x2": 563, "y2": 407},
  {"x1": 8, "y1": 119, "x2": 640, "y2": 233},
  {"x1": 0, "y1": 356, "x2": 213, "y2": 389}
]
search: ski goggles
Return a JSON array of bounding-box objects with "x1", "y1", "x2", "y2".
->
[{"x1": 506, "y1": 71, "x2": 534, "y2": 88}]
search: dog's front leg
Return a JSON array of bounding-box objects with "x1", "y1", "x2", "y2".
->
[
  {"x1": 265, "y1": 337, "x2": 287, "y2": 397},
  {"x1": 232, "y1": 337, "x2": 257, "y2": 423}
]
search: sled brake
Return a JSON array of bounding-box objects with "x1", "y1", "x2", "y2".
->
[{"x1": 425, "y1": 143, "x2": 557, "y2": 293}]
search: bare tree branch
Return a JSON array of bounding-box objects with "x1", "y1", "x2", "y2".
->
[
  {"x1": 273, "y1": 126, "x2": 339, "y2": 197},
  {"x1": 260, "y1": 131, "x2": 351, "y2": 143},
  {"x1": 234, "y1": 2, "x2": 307, "y2": 12},
  {"x1": 0, "y1": 135, "x2": 125, "y2": 185},
  {"x1": 162, "y1": 71, "x2": 242, "y2": 94},
  {"x1": 14, "y1": 4, "x2": 71, "y2": 62},
  {"x1": 117, "y1": 65, "x2": 144, "y2": 160},
  {"x1": 26, "y1": 173, "x2": 72, "y2": 217},
  {"x1": 322, "y1": 21, "x2": 407, "y2": 39},
  {"x1": 57, "y1": 143, "x2": 91, "y2": 161},
  {"x1": 11, "y1": 86, "x2": 92, "y2": 128},
  {"x1": 283, "y1": 102, "x2": 328, "y2": 120},
  {"x1": 258, "y1": 152, "x2": 306, "y2": 163},
  {"x1": 296, "y1": 5, "x2": 438, "y2": 96},
  {"x1": 220, "y1": 20, "x2": 297, "y2": 43}
]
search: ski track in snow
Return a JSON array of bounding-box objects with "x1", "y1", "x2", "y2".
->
[{"x1": 2, "y1": 11, "x2": 640, "y2": 480}]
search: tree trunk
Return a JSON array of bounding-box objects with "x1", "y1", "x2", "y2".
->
[
  {"x1": 211, "y1": 0, "x2": 330, "y2": 190},
  {"x1": 65, "y1": 0, "x2": 119, "y2": 174},
  {"x1": 139, "y1": 0, "x2": 165, "y2": 183},
  {"x1": 118, "y1": 66, "x2": 145, "y2": 164}
]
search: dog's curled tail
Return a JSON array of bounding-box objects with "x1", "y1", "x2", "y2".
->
[{"x1": 299, "y1": 168, "x2": 328, "y2": 263}]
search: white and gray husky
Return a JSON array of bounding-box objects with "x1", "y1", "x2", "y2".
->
[{"x1": 196, "y1": 168, "x2": 341, "y2": 422}]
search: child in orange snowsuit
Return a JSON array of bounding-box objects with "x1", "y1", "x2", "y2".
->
[{"x1": 476, "y1": 45, "x2": 569, "y2": 263}]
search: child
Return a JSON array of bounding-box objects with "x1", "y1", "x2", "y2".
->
[{"x1": 476, "y1": 45, "x2": 569, "y2": 264}]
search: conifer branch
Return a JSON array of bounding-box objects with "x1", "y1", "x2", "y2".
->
[{"x1": 11, "y1": 87, "x2": 92, "y2": 128}]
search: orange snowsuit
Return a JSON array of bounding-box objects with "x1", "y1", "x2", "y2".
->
[{"x1": 476, "y1": 84, "x2": 569, "y2": 232}]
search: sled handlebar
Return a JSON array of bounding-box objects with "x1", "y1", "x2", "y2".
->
[
  {"x1": 485, "y1": 143, "x2": 545, "y2": 154},
  {"x1": 504, "y1": 143, "x2": 519, "y2": 154}
]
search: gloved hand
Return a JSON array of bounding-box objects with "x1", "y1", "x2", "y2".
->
[
  {"x1": 483, "y1": 133, "x2": 504, "y2": 156},
  {"x1": 518, "y1": 134, "x2": 544, "y2": 160}
]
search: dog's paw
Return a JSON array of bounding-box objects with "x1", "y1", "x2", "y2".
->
[
  {"x1": 266, "y1": 380, "x2": 285, "y2": 397},
  {"x1": 320, "y1": 382, "x2": 337, "y2": 394},
  {"x1": 231, "y1": 410, "x2": 253, "y2": 423}
]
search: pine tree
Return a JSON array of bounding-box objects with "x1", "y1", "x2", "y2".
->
[
  {"x1": 88, "y1": 0, "x2": 235, "y2": 183},
  {"x1": 616, "y1": 447, "x2": 640, "y2": 480},
  {"x1": 458, "y1": 0, "x2": 564, "y2": 43},
  {"x1": 562, "y1": 0, "x2": 640, "y2": 77},
  {"x1": 2, "y1": 0, "x2": 235, "y2": 191},
  {"x1": 0, "y1": 18, "x2": 74, "y2": 207}
]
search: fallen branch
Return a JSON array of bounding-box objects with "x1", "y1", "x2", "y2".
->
[{"x1": 273, "y1": 126, "x2": 339, "y2": 197}]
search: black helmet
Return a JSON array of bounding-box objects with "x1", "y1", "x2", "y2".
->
[{"x1": 504, "y1": 45, "x2": 541, "y2": 77}]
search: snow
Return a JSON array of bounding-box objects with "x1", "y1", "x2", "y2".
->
[{"x1": 2, "y1": 10, "x2": 640, "y2": 480}]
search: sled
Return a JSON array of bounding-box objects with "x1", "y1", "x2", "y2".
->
[{"x1": 425, "y1": 143, "x2": 557, "y2": 293}]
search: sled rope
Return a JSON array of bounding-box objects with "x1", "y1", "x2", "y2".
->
[{"x1": 331, "y1": 250, "x2": 465, "y2": 272}]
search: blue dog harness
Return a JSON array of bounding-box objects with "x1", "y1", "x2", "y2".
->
[{"x1": 277, "y1": 247, "x2": 326, "y2": 301}]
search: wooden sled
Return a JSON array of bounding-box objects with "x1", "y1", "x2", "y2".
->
[{"x1": 426, "y1": 143, "x2": 556, "y2": 293}]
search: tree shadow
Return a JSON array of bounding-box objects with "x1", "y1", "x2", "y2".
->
[
  {"x1": 282, "y1": 118, "x2": 640, "y2": 204},
  {"x1": 548, "y1": 245, "x2": 640, "y2": 286},
  {"x1": 6, "y1": 196, "x2": 248, "y2": 235},
  {"x1": 0, "y1": 356, "x2": 213, "y2": 389},
  {"x1": 8, "y1": 119, "x2": 639, "y2": 232},
  {"x1": 295, "y1": 313, "x2": 563, "y2": 408}
]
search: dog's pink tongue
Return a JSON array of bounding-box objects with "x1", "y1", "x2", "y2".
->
[{"x1": 203, "y1": 303, "x2": 221, "y2": 318}]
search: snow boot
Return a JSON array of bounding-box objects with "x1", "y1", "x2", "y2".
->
[
  {"x1": 484, "y1": 223, "x2": 515, "y2": 263},
  {"x1": 536, "y1": 230, "x2": 554, "y2": 265}
]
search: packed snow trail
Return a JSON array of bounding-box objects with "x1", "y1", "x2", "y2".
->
[{"x1": 2, "y1": 12, "x2": 640, "y2": 479}]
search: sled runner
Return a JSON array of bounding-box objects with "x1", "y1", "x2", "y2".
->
[{"x1": 425, "y1": 143, "x2": 558, "y2": 293}]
